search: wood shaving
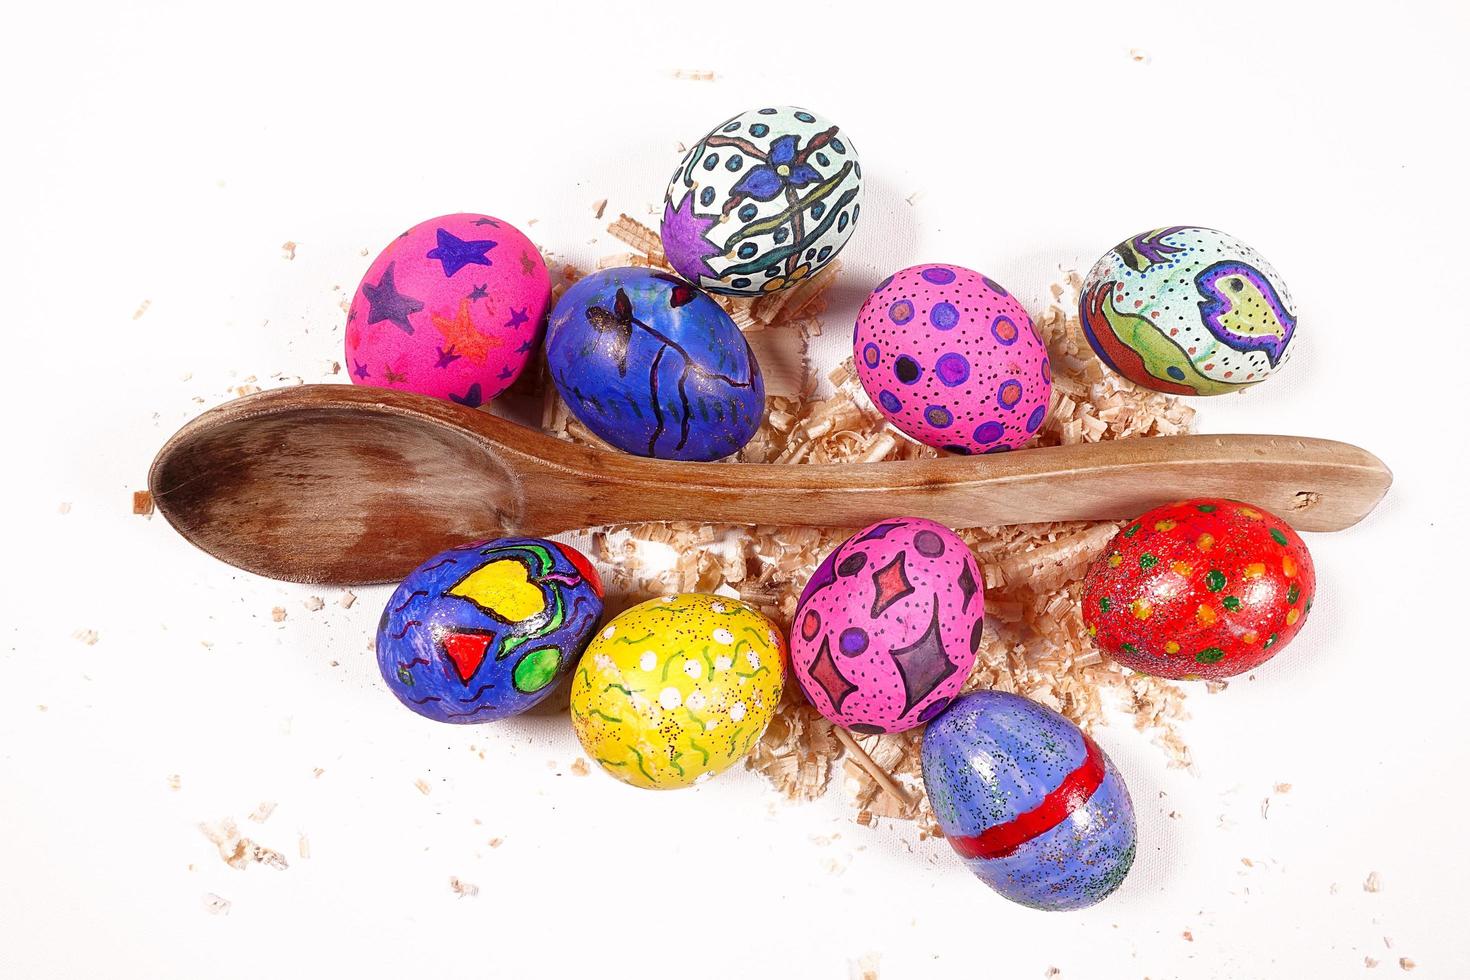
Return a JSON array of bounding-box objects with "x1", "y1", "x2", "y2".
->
[
  {"x1": 339, "y1": 591, "x2": 357, "y2": 609},
  {"x1": 596, "y1": 250, "x2": 658, "y2": 271},
  {"x1": 570, "y1": 758, "x2": 590, "y2": 777},
  {"x1": 303, "y1": 596, "x2": 325, "y2": 612},
  {"x1": 132, "y1": 490, "x2": 154, "y2": 516},
  {"x1": 534, "y1": 217, "x2": 1198, "y2": 825},
  {"x1": 298, "y1": 834, "x2": 310, "y2": 859},
  {"x1": 742, "y1": 327, "x2": 808, "y2": 401},
  {"x1": 201, "y1": 893, "x2": 231, "y2": 915},
  {"x1": 281, "y1": 241, "x2": 296, "y2": 260},
  {"x1": 671, "y1": 68, "x2": 716, "y2": 81},
  {"x1": 1274, "y1": 782, "x2": 1294, "y2": 794},
  {"x1": 591, "y1": 198, "x2": 607, "y2": 219},
  {"x1": 167, "y1": 774, "x2": 181, "y2": 790},
  {"x1": 1398, "y1": 958, "x2": 1415, "y2": 971},
  {"x1": 271, "y1": 607, "x2": 287, "y2": 623},
  {"x1": 132, "y1": 299, "x2": 151, "y2": 320},
  {"x1": 488, "y1": 837, "x2": 504, "y2": 849},
  {"x1": 448, "y1": 876, "x2": 479, "y2": 898},
  {"x1": 198, "y1": 819, "x2": 288, "y2": 871},
  {"x1": 1364, "y1": 871, "x2": 1383, "y2": 893},
  {"x1": 58, "y1": 502, "x2": 72, "y2": 514},
  {"x1": 247, "y1": 801, "x2": 276, "y2": 824},
  {"x1": 607, "y1": 214, "x2": 665, "y2": 266},
  {"x1": 836, "y1": 727, "x2": 917, "y2": 815},
  {"x1": 1366, "y1": 957, "x2": 1379, "y2": 968},
  {"x1": 413, "y1": 778, "x2": 431, "y2": 796},
  {"x1": 849, "y1": 951, "x2": 881, "y2": 980},
  {"x1": 73, "y1": 629, "x2": 98, "y2": 645}
]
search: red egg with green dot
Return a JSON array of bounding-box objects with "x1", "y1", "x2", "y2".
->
[{"x1": 1081, "y1": 498, "x2": 1315, "y2": 680}]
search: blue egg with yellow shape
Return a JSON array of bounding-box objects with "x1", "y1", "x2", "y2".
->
[
  {"x1": 921, "y1": 690, "x2": 1137, "y2": 911},
  {"x1": 376, "y1": 537, "x2": 604, "y2": 723},
  {"x1": 545, "y1": 267, "x2": 765, "y2": 461}
]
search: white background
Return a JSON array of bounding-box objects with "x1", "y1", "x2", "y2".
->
[{"x1": 3, "y1": 2, "x2": 1468, "y2": 977}]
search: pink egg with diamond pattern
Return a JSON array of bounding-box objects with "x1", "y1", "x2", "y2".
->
[
  {"x1": 791, "y1": 517, "x2": 985, "y2": 734},
  {"x1": 346, "y1": 213, "x2": 551, "y2": 408},
  {"x1": 854, "y1": 264, "x2": 1051, "y2": 455}
]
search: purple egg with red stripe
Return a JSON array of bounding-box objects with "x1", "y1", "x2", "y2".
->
[{"x1": 921, "y1": 691, "x2": 1136, "y2": 910}]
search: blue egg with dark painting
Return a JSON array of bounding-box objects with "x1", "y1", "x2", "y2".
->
[
  {"x1": 376, "y1": 537, "x2": 604, "y2": 724},
  {"x1": 545, "y1": 267, "x2": 766, "y2": 461},
  {"x1": 921, "y1": 691, "x2": 1137, "y2": 911}
]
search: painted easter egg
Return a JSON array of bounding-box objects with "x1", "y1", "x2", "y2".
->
[
  {"x1": 922, "y1": 690, "x2": 1137, "y2": 911},
  {"x1": 661, "y1": 106, "x2": 863, "y2": 296},
  {"x1": 1082, "y1": 498, "x2": 1316, "y2": 680},
  {"x1": 347, "y1": 213, "x2": 551, "y2": 408},
  {"x1": 546, "y1": 267, "x2": 765, "y2": 461},
  {"x1": 570, "y1": 594, "x2": 786, "y2": 789},
  {"x1": 854, "y1": 265, "x2": 1052, "y2": 455},
  {"x1": 1079, "y1": 227, "x2": 1297, "y2": 395},
  {"x1": 376, "y1": 537, "x2": 603, "y2": 723},
  {"x1": 790, "y1": 518, "x2": 985, "y2": 734}
]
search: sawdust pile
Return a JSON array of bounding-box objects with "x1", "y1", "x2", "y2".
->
[{"x1": 534, "y1": 216, "x2": 1198, "y2": 831}]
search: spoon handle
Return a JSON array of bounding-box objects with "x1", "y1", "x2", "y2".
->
[{"x1": 530, "y1": 434, "x2": 1390, "y2": 535}]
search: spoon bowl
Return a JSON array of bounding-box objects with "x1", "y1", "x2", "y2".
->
[{"x1": 150, "y1": 392, "x2": 528, "y2": 583}]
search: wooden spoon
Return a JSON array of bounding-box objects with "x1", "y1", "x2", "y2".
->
[{"x1": 148, "y1": 385, "x2": 1391, "y2": 585}]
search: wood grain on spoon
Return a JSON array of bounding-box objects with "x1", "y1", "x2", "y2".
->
[{"x1": 148, "y1": 385, "x2": 1392, "y2": 585}]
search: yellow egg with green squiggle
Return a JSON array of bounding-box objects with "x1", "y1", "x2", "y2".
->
[{"x1": 570, "y1": 594, "x2": 786, "y2": 790}]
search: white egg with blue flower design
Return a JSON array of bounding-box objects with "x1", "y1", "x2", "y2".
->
[{"x1": 660, "y1": 106, "x2": 863, "y2": 296}]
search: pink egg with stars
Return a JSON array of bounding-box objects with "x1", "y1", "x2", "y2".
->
[
  {"x1": 854, "y1": 264, "x2": 1051, "y2": 455},
  {"x1": 791, "y1": 517, "x2": 986, "y2": 734},
  {"x1": 346, "y1": 213, "x2": 551, "y2": 408}
]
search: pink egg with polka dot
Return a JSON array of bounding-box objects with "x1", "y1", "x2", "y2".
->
[
  {"x1": 790, "y1": 517, "x2": 985, "y2": 734},
  {"x1": 346, "y1": 213, "x2": 551, "y2": 408},
  {"x1": 853, "y1": 264, "x2": 1051, "y2": 455}
]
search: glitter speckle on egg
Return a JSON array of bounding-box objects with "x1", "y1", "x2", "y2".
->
[
  {"x1": 790, "y1": 517, "x2": 985, "y2": 734},
  {"x1": 922, "y1": 690, "x2": 1137, "y2": 911},
  {"x1": 854, "y1": 265, "x2": 1052, "y2": 455},
  {"x1": 346, "y1": 213, "x2": 551, "y2": 407},
  {"x1": 1079, "y1": 226, "x2": 1297, "y2": 395},
  {"x1": 375, "y1": 538, "x2": 604, "y2": 724},
  {"x1": 570, "y1": 594, "x2": 786, "y2": 789},
  {"x1": 661, "y1": 106, "x2": 863, "y2": 296}
]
